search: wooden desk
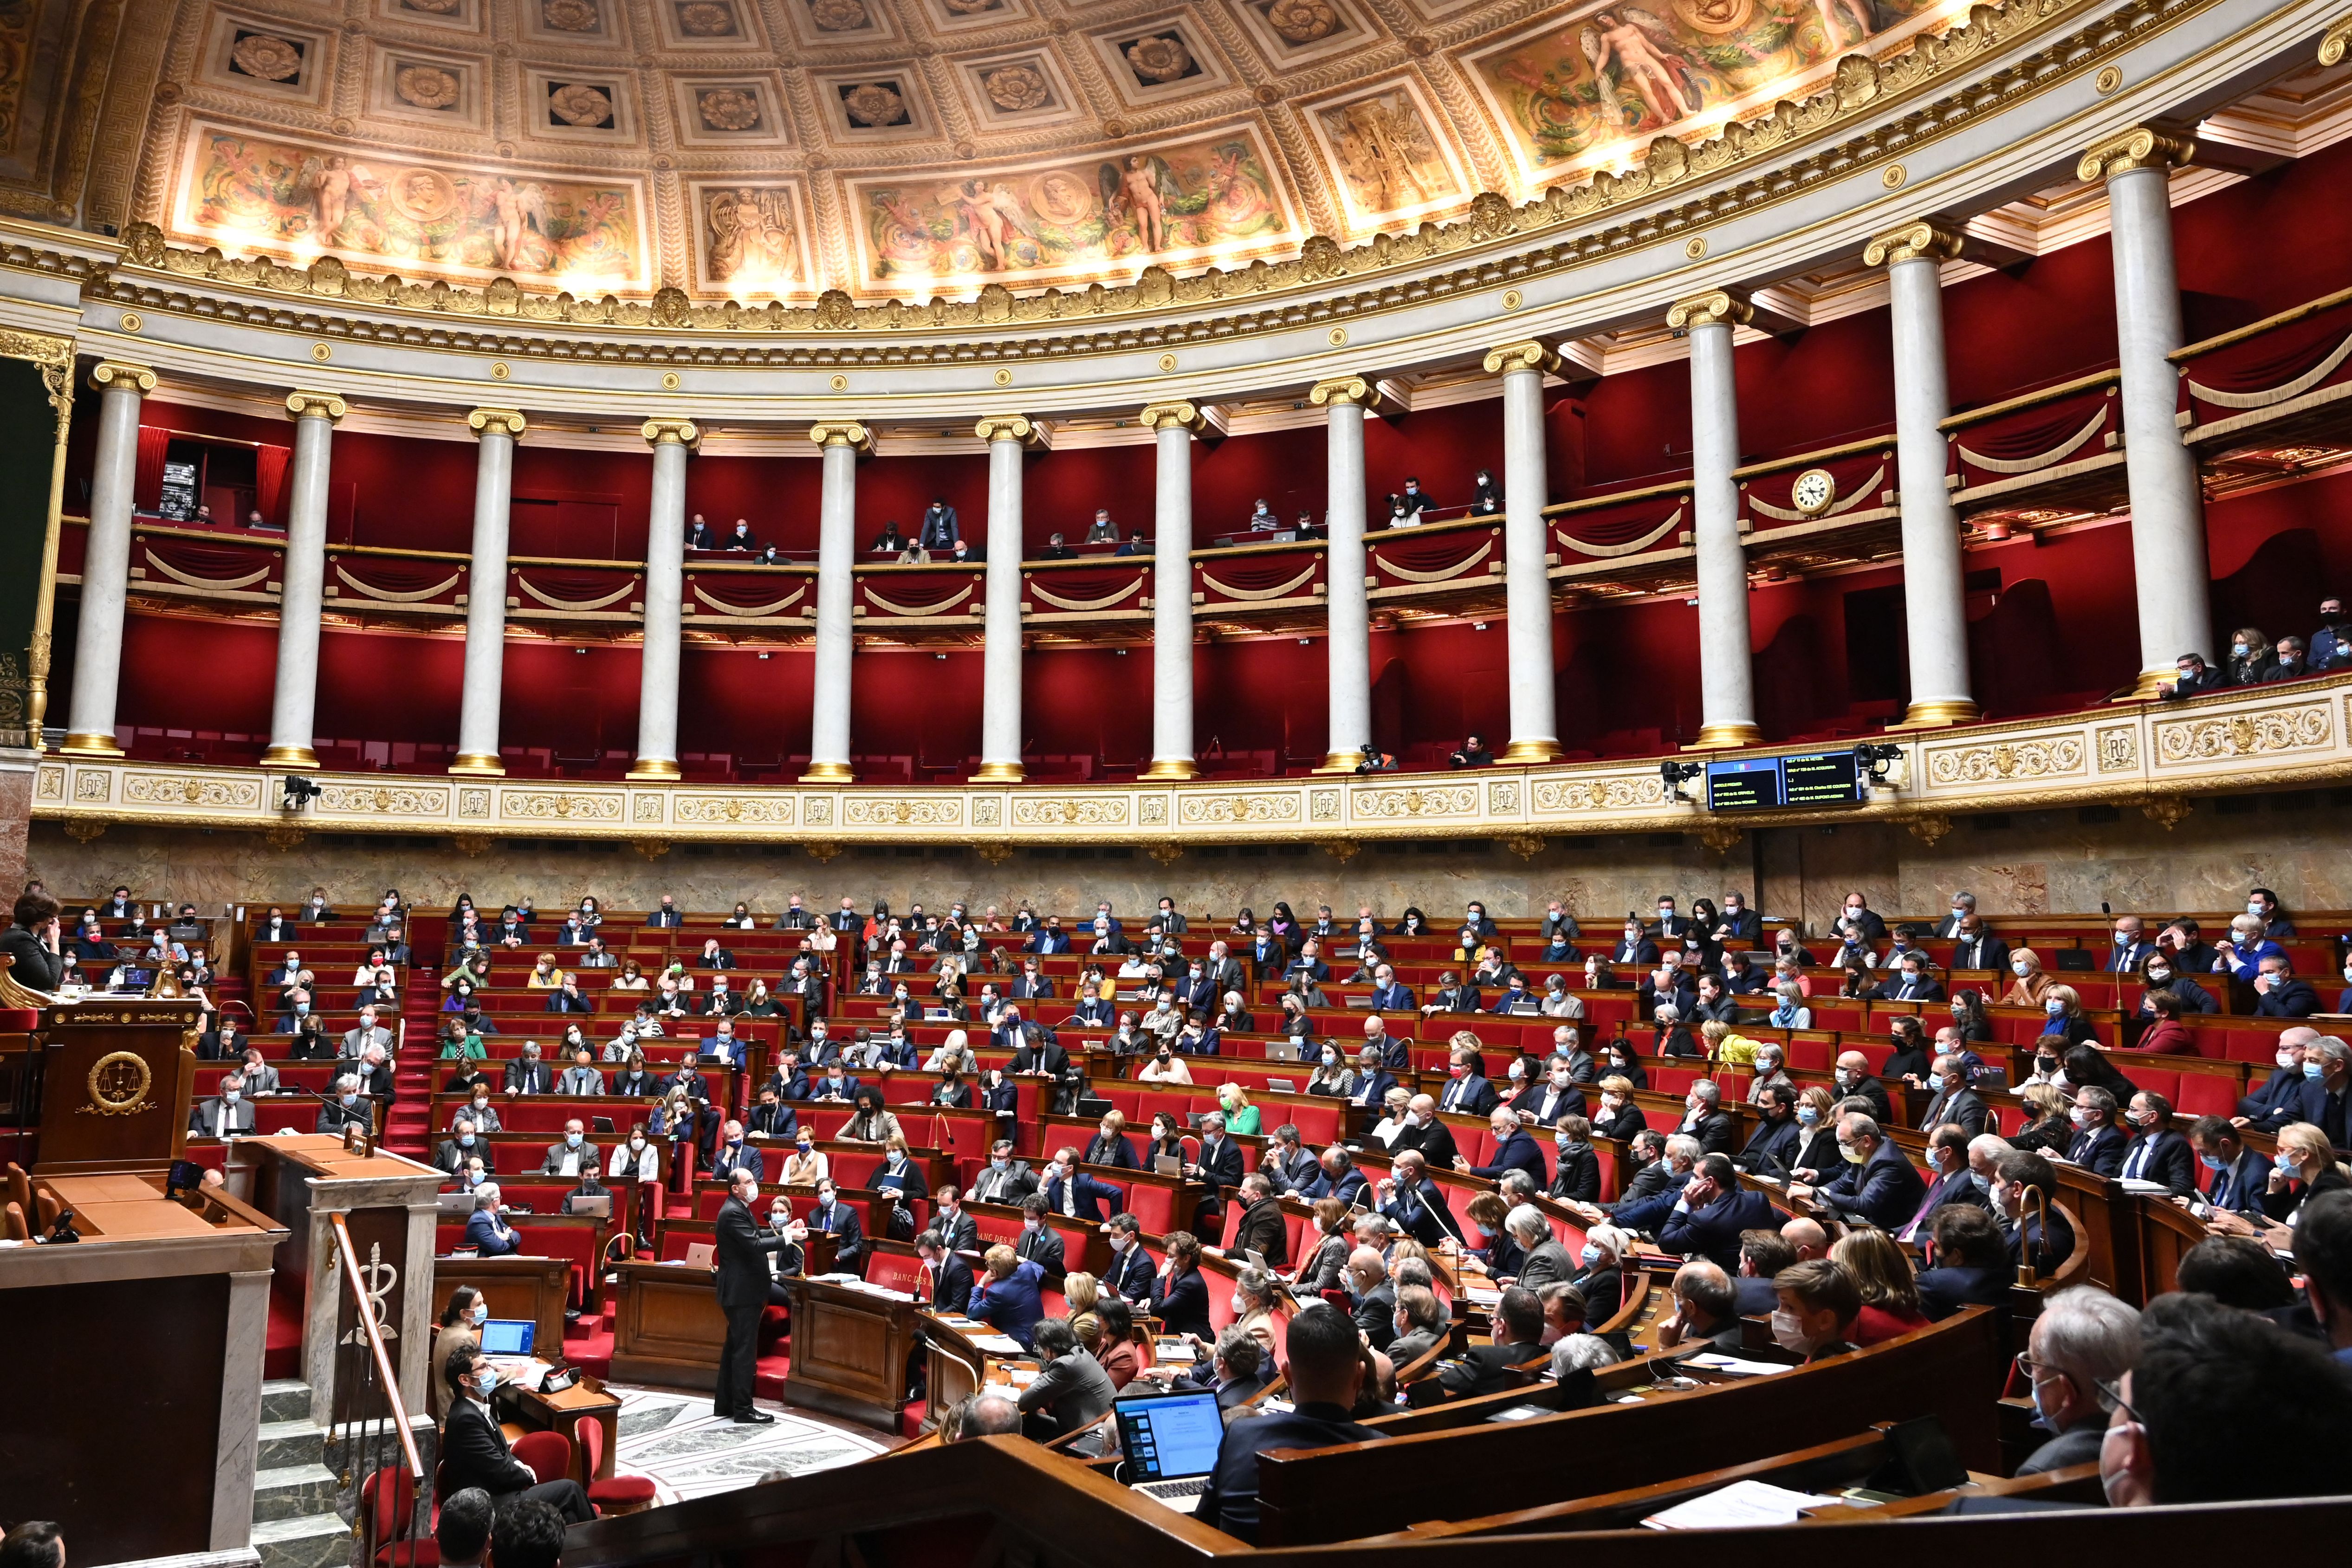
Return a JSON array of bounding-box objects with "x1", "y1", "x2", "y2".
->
[
  {"x1": 502, "y1": 1375, "x2": 624, "y2": 1484},
  {"x1": 2133, "y1": 1190, "x2": 2213, "y2": 1302},
  {"x1": 918, "y1": 1312, "x2": 1036, "y2": 1434},
  {"x1": 608, "y1": 1259, "x2": 728, "y2": 1391},
  {"x1": 783, "y1": 1275, "x2": 923, "y2": 1434},
  {"x1": 435, "y1": 1253, "x2": 572, "y2": 1361}
]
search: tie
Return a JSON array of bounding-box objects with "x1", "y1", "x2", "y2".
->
[
  {"x1": 2212, "y1": 1165, "x2": 2235, "y2": 1210},
  {"x1": 1063, "y1": 1180, "x2": 1076, "y2": 1217},
  {"x1": 2125, "y1": 1140, "x2": 2148, "y2": 1180}
]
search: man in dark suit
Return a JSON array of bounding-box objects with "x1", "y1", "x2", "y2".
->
[
  {"x1": 709, "y1": 1121, "x2": 762, "y2": 1185},
  {"x1": 1363, "y1": 1015, "x2": 1411, "y2": 1071},
  {"x1": 712, "y1": 1167, "x2": 791, "y2": 1422},
  {"x1": 1461, "y1": 1109, "x2": 1546, "y2": 1184},
  {"x1": 916, "y1": 1228, "x2": 976, "y2": 1313},
  {"x1": 1197, "y1": 1305, "x2": 1387, "y2": 1543},
  {"x1": 931, "y1": 1186, "x2": 980, "y2": 1255},
  {"x1": 1375, "y1": 1152, "x2": 1453, "y2": 1248},
  {"x1": 1293, "y1": 1147, "x2": 1369, "y2": 1207},
  {"x1": 501, "y1": 1044, "x2": 551, "y2": 1096},
  {"x1": 1798, "y1": 1114, "x2": 1926, "y2": 1231},
  {"x1": 1506, "y1": 1208, "x2": 1576, "y2": 1289},
  {"x1": 919, "y1": 497, "x2": 960, "y2": 552},
  {"x1": 1873, "y1": 957, "x2": 1946, "y2": 1004},
  {"x1": 1434, "y1": 1286, "x2": 1547, "y2": 1398},
  {"x1": 1897, "y1": 1125, "x2": 1991, "y2": 1244},
  {"x1": 1948, "y1": 918, "x2": 2009, "y2": 974},
  {"x1": 1437, "y1": 1052, "x2": 1499, "y2": 1117},
  {"x1": 1675, "y1": 1080, "x2": 1736, "y2": 1156},
  {"x1": 1512, "y1": 1056, "x2": 1588, "y2": 1127},
  {"x1": 1188, "y1": 1114, "x2": 1245, "y2": 1194},
  {"x1": 1040, "y1": 1148, "x2": 1123, "y2": 1224},
  {"x1": 827, "y1": 897, "x2": 861, "y2": 935},
  {"x1": 2103, "y1": 916, "x2": 2154, "y2": 974},
  {"x1": 1610, "y1": 920, "x2": 1660, "y2": 967},
  {"x1": 2237, "y1": 1029, "x2": 2318, "y2": 1129},
  {"x1": 2117, "y1": 1092, "x2": 2196, "y2": 1194},
  {"x1": 441, "y1": 1347, "x2": 594, "y2": 1519},
  {"x1": 805, "y1": 1178, "x2": 865, "y2": 1272},
  {"x1": 1833, "y1": 1051, "x2": 1893, "y2": 1124},
  {"x1": 463, "y1": 1187, "x2": 523, "y2": 1257},
  {"x1": 747, "y1": 1090, "x2": 799, "y2": 1140},
  {"x1": 2190, "y1": 1116, "x2": 2272, "y2": 1215},
  {"x1": 645, "y1": 895, "x2": 683, "y2": 928},
  {"x1": 189, "y1": 1073, "x2": 258, "y2": 1138},
  {"x1": 1100, "y1": 1215, "x2": 1156, "y2": 1302},
  {"x1": 1230, "y1": 1175, "x2": 1289, "y2": 1266},
  {"x1": 1367, "y1": 965, "x2": 1415, "y2": 1013},
  {"x1": 685, "y1": 515, "x2": 718, "y2": 550},
  {"x1": 2066, "y1": 1089, "x2": 2129, "y2": 1177},
  {"x1": 1393, "y1": 1095, "x2": 1458, "y2": 1171},
  {"x1": 1655, "y1": 1155, "x2": 1777, "y2": 1272},
  {"x1": 1347, "y1": 1250, "x2": 1398, "y2": 1350},
  {"x1": 1736, "y1": 1086, "x2": 1802, "y2": 1175},
  {"x1": 1257, "y1": 1126, "x2": 1319, "y2": 1194},
  {"x1": 2254, "y1": 956, "x2": 2321, "y2": 1019},
  {"x1": 1013, "y1": 1197, "x2": 1065, "y2": 1274},
  {"x1": 1993, "y1": 1150, "x2": 2075, "y2": 1276},
  {"x1": 1347, "y1": 1055, "x2": 1400, "y2": 1112},
  {"x1": 1918, "y1": 1055, "x2": 1989, "y2": 1138},
  {"x1": 1024, "y1": 918, "x2": 1072, "y2": 955},
  {"x1": 971, "y1": 1142, "x2": 1039, "y2": 1206},
  {"x1": 1016, "y1": 1317, "x2": 1114, "y2": 1439}
]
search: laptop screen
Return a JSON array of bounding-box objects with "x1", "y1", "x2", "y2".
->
[
  {"x1": 1116, "y1": 1390, "x2": 1225, "y2": 1482},
  {"x1": 478, "y1": 1318, "x2": 536, "y2": 1357}
]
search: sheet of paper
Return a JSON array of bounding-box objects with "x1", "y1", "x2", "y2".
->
[
  {"x1": 1641, "y1": 1479, "x2": 1843, "y2": 1529},
  {"x1": 1683, "y1": 1354, "x2": 1793, "y2": 1377}
]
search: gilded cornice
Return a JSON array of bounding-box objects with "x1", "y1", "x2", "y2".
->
[
  {"x1": 643, "y1": 418, "x2": 702, "y2": 447},
  {"x1": 2076, "y1": 125, "x2": 2198, "y2": 182},
  {"x1": 1307, "y1": 376, "x2": 1375, "y2": 407},
  {"x1": 34, "y1": 676, "x2": 2352, "y2": 848},
  {"x1": 0, "y1": 329, "x2": 73, "y2": 369},
  {"x1": 467, "y1": 408, "x2": 528, "y2": 440},
  {"x1": 1863, "y1": 219, "x2": 1969, "y2": 269},
  {"x1": 70, "y1": 0, "x2": 2168, "y2": 364}
]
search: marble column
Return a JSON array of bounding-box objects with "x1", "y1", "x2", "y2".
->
[
  {"x1": 1866, "y1": 220, "x2": 1978, "y2": 727},
  {"x1": 61, "y1": 361, "x2": 155, "y2": 756},
  {"x1": 628, "y1": 418, "x2": 697, "y2": 781},
  {"x1": 262, "y1": 390, "x2": 347, "y2": 769},
  {"x1": 803, "y1": 420, "x2": 871, "y2": 783},
  {"x1": 1483, "y1": 341, "x2": 1563, "y2": 762},
  {"x1": 1310, "y1": 376, "x2": 1374, "y2": 770},
  {"x1": 450, "y1": 408, "x2": 526, "y2": 775},
  {"x1": 1140, "y1": 402, "x2": 1207, "y2": 781},
  {"x1": 1667, "y1": 292, "x2": 1761, "y2": 748},
  {"x1": 974, "y1": 414, "x2": 1037, "y2": 783},
  {"x1": 2082, "y1": 127, "x2": 2214, "y2": 695}
]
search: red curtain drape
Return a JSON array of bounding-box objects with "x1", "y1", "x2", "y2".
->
[
  {"x1": 255, "y1": 444, "x2": 291, "y2": 527},
  {"x1": 133, "y1": 426, "x2": 169, "y2": 514}
]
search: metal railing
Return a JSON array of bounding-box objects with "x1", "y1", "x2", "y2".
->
[{"x1": 326, "y1": 1212, "x2": 431, "y2": 1568}]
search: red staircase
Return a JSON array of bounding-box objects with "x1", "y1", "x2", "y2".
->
[{"x1": 385, "y1": 957, "x2": 440, "y2": 1158}]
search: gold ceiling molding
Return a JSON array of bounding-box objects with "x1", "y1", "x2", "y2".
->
[
  {"x1": 75, "y1": 0, "x2": 2156, "y2": 356},
  {"x1": 31, "y1": 674, "x2": 2352, "y2": 846}
]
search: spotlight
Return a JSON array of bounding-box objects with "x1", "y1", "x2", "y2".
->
[
  {"x1": 281, "y1": 775, "x2": 323, "y2": 811},
  {"x1": 1660, "y1": 760, "x2": 1702, "y2": 803}
]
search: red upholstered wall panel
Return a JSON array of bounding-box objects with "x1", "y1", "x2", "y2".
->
[
  {"x1": 1960, "y1": 522, "x2": 2143, "y2": 715},
  {"x1": 1579, "y1": 359, "x2": 1694, "y2": 489},
  {"x1": 330, "y1": 429, "x2": 479, "y2": 552},
  {"x1": 1196, "y1": 635, "x2": 1328, "y2": 769},
  {"x1": 1941, "y1": 237, "x2": 2121, "y2": 410},
  {"x1": 118, "y1": 611, "x2": 278, "y2": 735},
  {"x1": 675, "y1": 645, "x2": 813, "y2": 765},
  {"x1": 1024, "y1": 443, "x2": 1147, "y2": 548},
  {"x1": 1024, "y1": 646, "x2": 1155, "y2": 771},
  {"x1": 849, "y1": 649, "x2": 985, "y2": 774},
  {"x1": 1732, "y1": 311, "x2": 1895, "y2": 460},
  {"x1": 510, "y1": 444, "x2": 654, "y2": 561},
  {"x1": 680, "y1": 454, "x2": 821, "y2": 555},
  {"x1": 2172, "y1": 135, "x2": 2352, "y2": 331},
  {"x1": 847, "y1": 454, "x2": 991, "y2": 548},
  {"x1": 499, "y1": 640, "x2": 641, "y2": 762}
]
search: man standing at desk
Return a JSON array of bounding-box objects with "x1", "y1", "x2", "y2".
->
[{"x1": 716, "y1": 1166, "x2": 791, "y2": 1424}]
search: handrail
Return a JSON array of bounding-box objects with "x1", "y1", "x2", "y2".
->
[
  {"x1": 1730, "y1": 430, "x2": 1898, "y2": 481},
  {"x1": 1938, "y1": 367, "x2": 2119, "y2": 431},
  {"x1": 2170, "y1": 281, "x2": 2352, "y2": 362},
  {"x1": 330, "y1": 1211, "x2": 426, "y2": 1482},
  {"x1": 1540, "y1": 476, "x2": 1694, "y2": 516}
]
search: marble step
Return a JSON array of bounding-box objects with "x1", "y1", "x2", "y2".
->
[
  {"x1": 252, "y1": 1511, "x2": 352, "y2": 1568},
  {"x1": 253, "y1": 1463, "x2": 343, "y2": 1523},
  {"x1": 261, "y1": 1379, "x2": 315, "y2": 1424},
  {"x1": 257, "y1": 1417, "x2": 331, "y2": 1471}
]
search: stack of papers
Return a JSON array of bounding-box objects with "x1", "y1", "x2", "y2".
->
[
  {"x1": 1683, "y1": 1354, "x2": 1793, "y2": 1377},
  {"x1": 968, "y1": 1333, "x2": 1024, "y2": 1354},
  {"x1": 1641, "y1": 1480, "x2": 1843, "y2": 1529}
]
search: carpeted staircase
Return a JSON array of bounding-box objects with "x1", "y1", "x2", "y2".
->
[{"x1": 384, "y1": 959, "x2": 441, "y2": 1160}]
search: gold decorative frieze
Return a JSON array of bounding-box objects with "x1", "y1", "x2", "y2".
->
[
  {"x1": 1926, "y1": 737, "x2": 2085, "y2": 784},
  {"x1": 312, "y1": 782, "x2": 450, "y2": 815},
  {"x1": 1179, "y1": 793, "x2": 1300, "y2": 826},
  {"x1": 1009, "y1": 797, "x2": 1127, "y2": 828},
  {"x1": 1352, "y1": 784, "x2": 1477, "y2": 818},
  {"x1": 121, "y1": 771, "x2": 262, "y2": 808},
  {"x1": 1533, "y1": 777, "x2": 1665, "y2": 813},
  {"x1": 2154, "y1": 703, "x2": 2332, "y2": 762},
  {"x1": 674, "y1": 795, "x2": 796, "y2": 825},
  {"x1": 843, "y1": 796, "x2": 963, "y2": 827},
  {"x1": 501, "y1": 789, "x2": 623, "y2": 820}
]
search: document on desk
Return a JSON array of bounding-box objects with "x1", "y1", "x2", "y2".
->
[
  {"x1": 1682, "y1": 1354, "x2": 1793, "y2": 1377},
  {"x1": 1641, "y1": 1480, "x2": 1843, "y2": 1529},
  {"x1": 967, "y1": 1333, "x2": 1025, "y2": 1354}
]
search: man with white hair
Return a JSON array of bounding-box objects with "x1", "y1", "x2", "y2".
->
[
  {"x1": 315, "y1": 1072, "x2": 371, "y2": 1136},
  {"x1": 948, "y1": 1391, "x2": 1022, "y2": 1443},
  {"x1": 464, "y1": 1182, "x2": 521, "y2": 1256},
  {"x1": 1549, "y1": 1333, "x2": 1622, "y2": 1379},
  {"x1": 1578, "y1": 1133, "x2": 1703, "y2": 1231},
  {"x1": 2018, "y1": 1286, "x2": 2141, "y2": 1475},
  {"x1": 1507, "y1": 1205, "x2": 1574, "y2": 1288}
]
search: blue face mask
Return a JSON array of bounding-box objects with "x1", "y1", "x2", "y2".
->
[
  {"x1": 1797, "y1": 1107, "x2": 1820, "y2": 1126},
  {"x1": 566, "y1": 1133, "x2": 582, "y2": 1147},
  {"x1": 2198, "y1": 1153, "x2": 2225, "y2": 1172},
  {"x1": 2278, "y1": 1151, "x2": 2302, "y2": 1173},
  {"x1": 459, "y1": 1133, "x2": 474, "y2": 1147},
  {"x1": 2305, "y1": 1061, "x2": 2326, "y2": 1079},
  {"x1": 1579, "y1": 1244, "x2": 1600, "y2": 1266}
]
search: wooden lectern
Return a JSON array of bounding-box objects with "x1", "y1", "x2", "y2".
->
[{"x1": 31, "y1": 992, "x2": 202, "y2": 1172}]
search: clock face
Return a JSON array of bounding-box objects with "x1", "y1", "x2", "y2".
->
[{"x1": 1792, "y1": 468, "x2": 1836, "y2": 516}]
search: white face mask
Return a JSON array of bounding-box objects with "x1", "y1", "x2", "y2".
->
[{"x1": 1769, "y1": 1309, "x2": 1811, "y2": 1354}]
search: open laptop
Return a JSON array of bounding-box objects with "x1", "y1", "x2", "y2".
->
[
  {"x1": 1114, "y1": 1389, "x2": 1225, "y2": 1513},
  {"x1": 436, "y1": 1191, "x2": 481, "y2": 1217},
  {"x1": 683, "y1": 1241, "x2": 717, "y2": 1269},
  {"x1": 1263, "y1": 1078, "x2": 1296, "y2": 1095},
  {"x1": 478, "y1": 1318, "x2": 536, "y2": 1357}
]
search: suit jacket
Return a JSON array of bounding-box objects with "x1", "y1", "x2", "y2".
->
[
  {"x1": 710, "y1": 1140, "x2": 763, "y2": 1184},
  {"x1": 1656, "y1": 1187, "x2": 1775, "y2": 1272},
  {"x1": 919, "y1": 505, "x2": 961, "y2": 550},
  {"x1": 1548, "y1": 1143, "x2": 1601, "y2": 1203},
  {"x1": 1013, "y1": 1224, "x2": 1065, "y2": 1275},
  {"x1": 1438, "y1": 1074, "x2": 1499, "y2": 1117},
  {"x1": 1348, "y1": 1069, "x2": 1400, "y2": 1109},
  {"x1": 189, "y1": 1095, "x2": 256, "y2": 1136},
  {"x1": 1471, "y1": 1130, "x2": 1547, "y2": 1184},
  {"x1": 1681, "y1": 1109, "x2": 1736, "y2": 1156},
  {"x1": 2066, "y1": 1124, "x2": 2127, "y2": 1178},
  {"x1": 2256, "y1": 979, "x2": 2322, "y2": 1018},
  {"x1": 1231, "y1": 1197, "x2": 1289, "y2": 1266},
  {"x1": 806, "y1": 1199, "x2": 864, "y2": 1270},
  {"x1": 1949, "y1": 932, "x2": 2010, "y2": 973},
  {"x1": 1194, "y1": 1135, "x2": 1245, "y2": 1192},
  {"x1": 1818, "y1": 1141, "x2": 1928, "y2": 1230},
  {"x1": 1042, "y1": 1170, "x2": 1123, "y2": 1224},
  {"x1": 441, "y1": 1396, "x2": 541, "y2": 1498},
  {"x1": 972, "y1": 1257, "x2": 1048, "y2": 1348},
  {"x1": 1737, "y1": 1116, "x2": 1801, "y2": 1176},
  {"x1": 2204, "y1": 1147, "x2": 2272, "y2": 1213},
  {"x1": 1897, "y1": 1167, "x2": 1990, "y2": 1242},
  {"x1": 2008, "y1": 1209, "x2": 2077, "y2": 1276},
  {"x1": 1151, "y1": 1265, "x2": 1213, "y2": 1338},
  {"x1": 463, "y1": 1208, "x2": 521, "y2": 1256},
  {"x1": 1516, "y1": 1238, "x2": 1577, "y2": 1289},
  {"x1": 502, "y1": 1058, "x2": 551, "y2": 1095},
  {"x1": 714, "y1": 1194, "x2": 789, "y2": 1309},
  {"x1": 933, "y1": 1208, "x2": 980, "y2": 1256},
  {"x1": 970, "y1": 1161, "x2": 1039, "y2": 1206},
  {"x1": 1101, "y1": 1243, "x2": 1155, "y2": 1302},
  {"x1": 1024, "y1": 930, "x2": 1072, "y2": 954},
  {"x1": 1353, "y1": 1282, "x2": 1398, "y2": 1350},
  {"x1": 1513, "y1": 1082, "x2": 1589, "y2": 1127},
  {"x1": 1369, "y1": 982, "x2": 1416, "y2": 1012},
  {"x1": 1394, "y1": 1119, "x2": 1458, "y2": 1172},
  {"x1": 1380, "y1": 1177, "x2": 1452, "y2": 1248},
  {"x1": 748, "y1": 1101, "x2": 799, "y2": 1139},
  {"x1": 1017, "y1": 1348, "x2": 1116, "y2": 1434},
  {"x1": 1294, "y1": 1166, "x2": 1369, "y2": 1208},
  {"x1": 1436, "y1": 1341, "x2": 1541, "y2": 1400},
  {"x1": 2118, "y1": 1129, "x2": 2196, "y2": 1194},
  {"x1": 928, "y1": 1252, "x2": 976, "y2": 1314},
  {"x1": 1874, "y1": 974, "x2": 1947, "y2": 1003},
  {"x1": 1198, "y1": 1404, "x2": 1386, "y2": 1544},
  {"x1": 1920, "y1": 1087, "x2": 1989, "y2": 1139}
]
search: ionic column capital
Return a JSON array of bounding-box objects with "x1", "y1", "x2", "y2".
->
[
  {"x1": 467, "y1": 407, "x2": 529, "y2": 440},
  {"x1": 1308, "y1": 375, "x2": 1374, "y2": 407},
  {"x1": 643, "y1": 417, "x2": 701, "y2": 447},
  {"x1": 1864, "y1": 219, "x2": 1967, "y2": 269},
  {"x1": 285, "y1": 389, "x2": 348, "y2": 423},
  {"x1": 807, "y1": 419, "x2": 872, "y2": 452},
  {"x1": 1139, "y1": 401, "x2": 1208, "y2": 433},
  {"x1": 1482, "y1": 340, "x2": 1561, "y2": 377},
  {"x1": 2077, "y1": 126, "x2": 2195, "y2": 183},
  {"x1": 88, "y1": 361, "x2": 156, "y2": 394},
  {"x1": 1666, "y1": 289, "x2": 1753, "y2": 332},
  {"x1": 974, "y1": 413, "x2": 1042, "y2": 446}
]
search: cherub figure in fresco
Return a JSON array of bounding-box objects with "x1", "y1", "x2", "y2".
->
[
  {"x1": 491, "y1": 179, "x2": 553, "y2": 272},
  {"x1": 1580, "y1": 10, "x2": 1703, "y2": 129},
  {"x1": 952, "y1": 178, "x2": 1010, "y2": 269},
  {"x1": 1116, "y1": 153, "x2": 1169, "y2": 253},
  {"x1": 1813, "y1": 0, "x2": 1876, "y2": 45},
  {"x1": 295, "y1": 155, "x2": 355, "y2": 240}
]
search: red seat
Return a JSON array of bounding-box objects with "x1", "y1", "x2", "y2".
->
[
  {"x1": 2174, "y1": 1071, "x2": 2241, "y2": 1121},
  {"x1": 359, "y1": 1466, "x2": 437, "y2": 1568},
  {"x1": 576, "y1": 1420, "x2": 657, "y2": 1513},
  {"x1": 512, "y1": 1430, "x2": 573, "y2": 1486}
]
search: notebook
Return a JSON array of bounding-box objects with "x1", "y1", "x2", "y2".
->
[{"x1": 1114, "y1": 1389, "x2": 1225, "y2": 1514}]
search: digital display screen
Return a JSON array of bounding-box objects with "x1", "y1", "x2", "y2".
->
[
  {"x1": 1704, "y1": 758, "x2": 1782, "y2": 811},
  {"x1": 1705, "y1": 750, "x2": 1867, "y2": 811}
]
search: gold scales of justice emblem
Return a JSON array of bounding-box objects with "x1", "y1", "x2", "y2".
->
[{"x1": 78, "y1": 1050, "x2": 158, "y2": 1116}]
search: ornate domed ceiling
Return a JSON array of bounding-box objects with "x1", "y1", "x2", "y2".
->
[{"x1": 93, "y1": 0, "x2": 1970, "y2": 302}]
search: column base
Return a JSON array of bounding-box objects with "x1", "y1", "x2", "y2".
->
[
  {"x1": 1889, "y1": 698, "x2": 1981, "y2": 729},
  {"x1": 1139, "y1": 758, "x2": 1197, "y2": 781},
  {"x1": 626, "y1": 758, "x2": 682, "y2": 780},
  {"x1": 2115, "y1": 667, "x2": 2176, "y2": 702},
  {"x1": 1499, "y1": 738, "x2": 1563, "y2": 765},
  {"x1": 259, "y1": 745, "x2": 319, "y2": 769},
  {"x1": 447, "y1": 754, "x2": 507, "y2": 776},
  {"x1": 1684, "y1": 723, "x2": 1764, "y2": 752},
  {"x1": 1315, "y1": 750, "x2": 1366, "y2": 774},
  {"x1": 971, "y1": 760, "x2": 1026, "y2": 783},
  {"x1": 59, "y1": 734, "x2": 124, "y2": 758},
  {"x1": 799, "y1": 761, "x2": 855, "y2": 784}
]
